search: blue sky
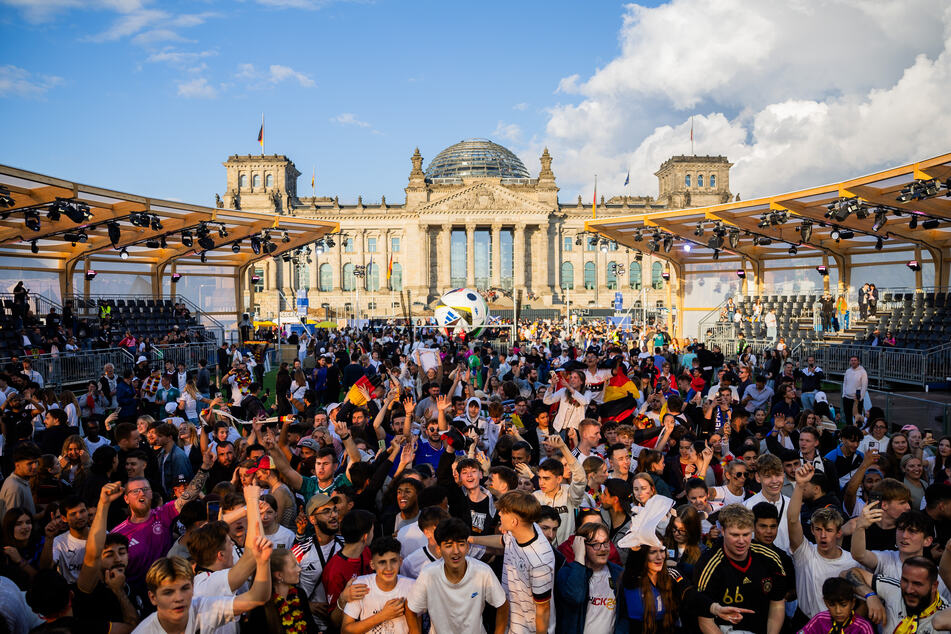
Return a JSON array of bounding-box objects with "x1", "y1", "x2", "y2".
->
[
  {"x1": 2, "y1": 0, "x2": 948, "y2": 205},
  {"x1": 0, "y1": 0, "x2": 654, "y2": 204}
]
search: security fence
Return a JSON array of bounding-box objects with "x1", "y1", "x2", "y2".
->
[{"x1": 0, "y1": 348, "x2": 134, "y2": 388}]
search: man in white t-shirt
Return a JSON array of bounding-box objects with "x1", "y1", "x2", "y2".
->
[
  {"x1": 52, "y1": 497, "x2": 90, "y2": 584},
  {"x1": 469, "y1": 491, "x2": 556, "y2": 634},
  {"x1": 744, "y1": 453, "x2": 792, "y2": 551},
  {"x1": 342, "y1": 536, "x2": 417, "y2": 634},
  {"x1": 407, "y1": 518, "x2": 508, "y2": 634},
  {"x1": 401, "y1": 507, "x2": 449, "y2": 580},
  {"x1": 787, "y1": 463, "x2": 858, "y2": 619}
]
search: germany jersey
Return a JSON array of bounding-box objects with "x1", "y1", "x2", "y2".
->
[{"x1": 694, "y1": 543, "x2": 787, "y2": 634}]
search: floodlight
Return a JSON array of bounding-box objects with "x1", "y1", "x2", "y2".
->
[
  {"x1": 171, "y1": 273, "x2": 182, "y2": 283},
  {"x1": 907, "y1": 260, "x2": 921, "y2": 271},
  {"x1": 661, "y1": 271, "x2": 670, "y2": 281},
  {"x1": 30, "y1": 240, "x2": 38, "y2": 254},
  {"x1": 788, "y1": 245, "x2": 798, "y2": 255},
  {"x1": 872, "y1": 209, "x2": 887, "y2": 232},
  {"x1": 218, "y1": 225, "x2": 228, "y2": 238},
  {"x1": 250, "y1": 236, "x2": 261, "y2": 255},
  {"x1": 24, "y1": 211, "x2": 41, "y2": 232},
  {"x1": 200, "y1": 251, "x2": 207, "y2": 263},
  {"x1": 909, "y1": 215, "x2": 918, "y2": 229},
  {"x1": 683, "y1": 244, "x2": 691, "y2": 252},
  {"x1": 232, "y1": 241, "x2": 241, "y2": 254},
  {"x1": 694, "y1": 222, "x2": 704, "y2": 237},
  {"x1": 85, "y1": 270, "x2": 97, "y2": 281},
  {"x1": 736, "y1": 270, "x2": 746, "y2": 279},
  {"x1": 150, "y1": 216, "x2": 162, "y2": 231},
  {"x1": 839, "y1": 230, "x2": 854, "y2": 240},
  {"x1": 728, "y1": 229, "x2": 740, "y2": 249},
  {"x1": 282, "y1": 230, "x2": 290, "y2": 243},
  {"x1": 250, "y1": 274, "x2": 262, "y2": 284},
  {"x1": 922, "y1": 219, "x2": 940, "y2": 230},
  {"x1": 712, "y1": 249, "x2": 720, "y2": 260},
  {"x1": 198, "y1": 234, "x2": 215, "y2": 250},
  {"x1": 875, "y1": 237, "x2": 884, "y2": 250},
  {"x1": 800, "y1": 222, "x2": 813, "y2": 242},
  {"x1": 707, "y1": 235, "x2": 723, "y2": 250},
  {"x1": 663, "y1": 236, "x2": 673, "y2": 252},
  {"x1": 119, "y1": 247, "x2": 129, "y2": 260},
  {"x1": 107, "y1": 222, "x2": 121, "y2": 246},
  {"x1": 816, "y1": 265, "x2": 828, "y2": 276},
  {"x1": 181, "y1": 231, "x2": 194, "y2": 248}
]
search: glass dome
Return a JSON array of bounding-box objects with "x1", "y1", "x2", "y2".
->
[{"x1": 425, "y1": 138, "x2": 530, "y2": 182}]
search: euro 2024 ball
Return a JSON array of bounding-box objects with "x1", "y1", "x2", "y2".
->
[{"x1": 434, "y1": 288, "x2": 489, "y2": 337}]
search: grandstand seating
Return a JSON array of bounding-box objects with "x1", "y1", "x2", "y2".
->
[
  {"x1": 854, "y1": 291, "x2": 950, "y2": 350},
  {"x1": 730, "y1": 294, "x2": 826, "y2": 349}
]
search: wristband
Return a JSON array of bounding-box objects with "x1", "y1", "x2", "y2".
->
[
  {"x1": 340, "y1": 435, "x2": 351, "y2": 441},
  {"x1": 863, "y1": 591, "x2": 877, "y2": 600}
]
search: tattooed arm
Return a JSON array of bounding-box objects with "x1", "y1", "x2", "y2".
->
[
  {"x1": 175, "y1": 445, "x2": 214, "y2": 512},
  {"x1": 841, "y1": 567, "x2": 886, "y2": 626}
]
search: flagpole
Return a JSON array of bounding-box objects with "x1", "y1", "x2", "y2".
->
[
  {"x1": 592, "y1": 174, "x2": 598, "y2": 220},
  {"x1": 261, "y1": 113, "x2": 265, "y2": 155},
  {"x1": 312, "y1": 166, "x2": 316, "y2": 197},
  {"x1": 690, "y1": 115, "x2": 694, "y2": 156}
]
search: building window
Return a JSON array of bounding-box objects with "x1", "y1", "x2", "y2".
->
[
  {"x1": 344, "y1": 238, "x2": 354, "y2": 253},
  {"x1": 342, "y1": 263, "x2": 354, "y2": 291},
  {"x1": 710, "y1": 174, "x2": 716, "y2": 187},
  {"x1": 651, "y1": 261, "x2": 664, "y2": 289},
  {"x1": 390, "y1": 262, "x2": 403, "y2": 291},
  {"x1": 265, "y1": 174, "x2": 274, "y2": 188},
  {"x1": 295, "y1": 263, "x2": 309, "y2": 290},
  {"x1": 698, "y1": 174, "x2": 704, "y2": 187},
  {"x1": 609, "y1": 242, "x2": 618, "y2": 251},
  {"x1": 391, "y1": 237, "x2": 400, "y2": 253},
  {"x1": 367, "y1": 237, "x2": 377, "y2": 253},
  {"x1": 561, "y1": 262, "x2": 574, "y2": 289},
  {"x1": 253, "y1": 267, "x2": 264, "y2": 292},
  {"x1": 368, "y1": 302, "x2": 377, "y2": 310},
  {"x1": 450, "y1": 229, "x2": 466, "y2": 287},
  {"x1": 366, "y1": 263, "x2": 380, "y2": 291},
  {"x1": 252, "y1": 174, "x2": 261, "y2": 188},
  {"x1": 684, "y1": 174, "x2": 691, "y2": 187},
  {"x1": 586, "y1": 237, "x2": 597, "y2": 252},
  {"x1": 584, "y1": 261, "x2": 596, "y2": 289},
  {"x1": 239, "y1": 173, "x2": 248, "y2": 188},
  {"x1": 563, "y1": 236, "x2": 573, "y2": 252},
  {"x1": 607, "y1": 261, "x2": 618, "y2": 290},
  {"x1": 629, "y1": 262, "x2": 642, "y2": 290},
  {"x1": 318, "y1": 263, "x2": 332, "y2": 291}
]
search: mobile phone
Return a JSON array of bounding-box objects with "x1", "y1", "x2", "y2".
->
[
  {"x1": 667, "y1": 548, "x2": 677, "y2": 559},
  {"x1": 206, "y1": 501, "x2": 220, "y2": 519},
  {"x1": 869, "y1": 441, "x2": 877, "y2": 451}
]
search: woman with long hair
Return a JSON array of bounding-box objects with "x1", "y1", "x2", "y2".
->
[
  {"x1": 59, "y1": 390, "x2": 80, "y2": 429},
  {"x1": 631, "y1": 473, "x2": 657, "y2": 507},
  {"x1": 542, "y1": 369, "x2": 589, "y2": 436},
  {"x1": 178, "y1": 378, "x2": 210, "y2": 425},
  {"x1": 902, "y1": 455, "x2": 927, "y2": 510},
  {"x1": 930, "y1": 435, "x2": 951, "y2": 484},
  {"x1": 618, "y1": 543, "x2": 746, "y2": 633},
  {"x1": 177, "y1": 422, "x2": 203, "y2": 472},
  {"x1": 1, "y1": 507, "x2": 41, "y2": 586},
  {"x1": 32, "y1": 454, "x2": 67, "y2": 511},
  {"x1": 289, "y1": 368, "x2": 308, "y2": 415},
  {"x1": 883, "y1": 431, "x2": 911, "y2": 480},
  {"x1": 636, "y1": 450, "x2": 674, "y2": 498},
  {"x1": 59, "y1": 434, "x2": 89, "y2": 486},
  {"x1": 244, "y1": 547, "x2": 317, "y2": 634},
  {"x1": 663, "y1": 504, "x2": 704, "y2": 577}
]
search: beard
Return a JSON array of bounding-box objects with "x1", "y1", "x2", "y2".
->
[
  {"x1": 904, "y1": 591, "x2": 935, "y2": 616},
  {"x1": 314, "y1": 518, "x2": 337, "y2": 536}
]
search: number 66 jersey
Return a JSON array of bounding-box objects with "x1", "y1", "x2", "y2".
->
[{"x1": 694, "y1": 542, "x2": 787, "y2": 633}]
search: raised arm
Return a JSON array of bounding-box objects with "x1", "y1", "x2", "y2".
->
[
  {"x1": 851, "y1": 501, "x2": 883, "y2": 571},
  {"x1": 77, "y1": 481, "x2": 124, "y2": 594},
  {"x1": 174, "y1": 445, "x2": 214, "y2": 512},
  {"x1": 435, "y1": 394, "x2": 451, "y2": 432},
  {"x1": 270, "y1": 439, "x2": 304, "y2": 492},
  {"x1": 231, "y1": 535, "x2": 274, "y2": 615},
  {"x1": 787, "y1": 462, "x2": 814, "y2": 552},
  {"x1": 843, "y1": 449, "x2": 878, "y2": 516}
]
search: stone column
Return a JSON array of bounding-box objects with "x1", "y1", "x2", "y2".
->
[
  {"x1": 416, "y1": 224, "x2": 429, "y2": 297},
  {"x1": 438, "y1": 226, "x2": 451, "y2": 292},
  {"x1": 309, "y1": 256, "x2": 318, "y2": 291},
  {"x1": 554, "y1": 225, "x2": 562, "y2": 293},
  {"x1": 533, "y1": 224, "x2": 549, "y2": 296},
  {"x1": 465, "y1": 223, "x2": 476, "y2": 287},
  {"x1": 266, "y1": 258, "x2": 277, "y2": 289},
  {"x1": 513, "y1": 222, "x2": 526, "y2": 291},
  {"x1": 490, "y1": 224, "x2": 502, "y2": 288}
]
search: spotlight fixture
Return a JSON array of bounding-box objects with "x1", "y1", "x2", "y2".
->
[
  {"x1": 145, "y1": 239, "x2": 160, "y2": 249},
  {"x1": 830, "y1": 229, "x2": 840, "y2": 240},
  {"x1": 816, "y1": 265, "x2": 828, "y2": 276},
  {"x1": 875, "y1": 237, "x2": 884, "y2": 250},
  {"x1": 47, "y1": 205, "x2": 61, "y2": 222},
  {"x1": 85, "y1": 270, "x2": 97, "y2": 281},
  {"x1": 24, "y1": 210, "x2": 41, "y2": 232},
  {"x1": 200, "y1": 251, "x2": 207, "y2": 263},
  {"x1": 281, "y1": 253, "x2": 292, "y2": 263},
  {"x1": 788, "y1": 245, "x2": 798, "y2": 255},
  {"x1": 171, "y1": 273, "x2": 182, "y2": 283},
  {"x1": 909, "y1": 215, "x2": 918, "y2": 229},
  {"x1": 736, "y1": 270, "x2": 746, "y2": 279},
  {"x1": 758, "y1": 215, "x2": 770, "y2": 229},
  {"x1": 682, "y1": 243, "x2": 692, "y2": 252},
  {"x1": 589, "y1": 237, "x2": 599, "y2": 247},
  {"x1": 0, "y1": 185, "x2": 14, "y2": 208},
  {"x1": 250, "y1": 274, "x2": 261, "y2": 284},
  {"x1": 575, "y1": 235, "x2": 583, "y2": 246},
  {"x1": 325, "y1": 237, "x2": 335, "y2": 248},
  {"x1": 181, "y1": 231, "x2": 193, "y2": 248},
  {"x1": 728, "y1": 228, "x2": 740, "y2": 250},
  {"x1": 197, "y1": 234, "x2": 215, "y2": 251},
  {"x1": 799, "y1": 221, "x2": 813, "y2": 242},
  {"x1": 712, "y1": 249, "x2": 720, "y2": 261},
  {"x1": 315, "y1": 241, "x2": 325, "y2": 255},
  {"x1": 218, "y1": 225, "x2": 228, "y2": 238},
  {"x1": 282, "y1": 230, "x2": 290, "y2": 243},
  {"x1": 707, "y1": 235, "x2": 723, "y2": 250},
  {"x1": 104, "y1": 222, "x2": 120, "y2": 247},
  {"x1": 119, "y1": 247, "x2": 129, "y2": 260},
  {"x1": 264, "y1": 241, "x2": 277, "y2": 254},
  {"x1": 633, "y1": 230, "x2": 643, "y2": 242},
  {"x1": 30, "y1": 240, "x2": 38, "y2": 254},
  {"x1": 907, "y1": 260, "x2": 921, "y2": 271},
  {"x1": 600, "y1": 240, "x2": 609, "y2": 253},
  {"x1": 755, "y1": 236, "x2": 772, "y2": 246},
  {"x1": 250, "y1": 236, "x2": 261, "y2": 255},
  {"x1": 647, "y1": 240, "x2": 658, "y2": 253},
  {"x1": 231, "y1": 241, "x2": 241, "y2": 254},
  {"x1": 872, "y1": 209, "x2": 888, "y2": 232},
  {"x1": 63, "y1": 231, "x2": 85, "y2": 244},
  {"x1": 663, "y1": 236, "x2": 673, "y2": 252},
  {"x1": 150, "y1": 215, "x2": 162, "y2": 231},
  {"x1": 661, "y1": 270, "x2": 670, "y2": 281},
  {"x1": 160, "y1": 236, "x2": 167, "y2": 249},
  {"x1": 694, "y1": 222, "x2": 704, "y2": 237},
  {"x1": 923, "y1": 219, "x2": 940, "y2": 230},
  {"x1": 838, "y1": 230, "x2": 854, "y2": 240}
]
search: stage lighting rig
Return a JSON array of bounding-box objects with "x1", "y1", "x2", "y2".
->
[
  {"x1": 923, "y1": 219, "x2": 940, "y2": 230},
  {"x1": 30, "y1": 240, "x2": 38, "y2": 253},
  {"x1": 694, "y1": 222, "x2": 704, "y2": 237},
  {"x1": 663, "y1": 236, "x2": 673, "y2": 253},
  {"x1": 575, "y1": 234, "x2": 583, "y2": 246},
  {"x1": 171, "y1": 273, "x2": 182, "y2": 283},
  {"x1": 736, "y1": 269, "x2": 746, "y2": 279},
  {"x1": 250, "y1": 236, "x2": 261, "y2": 255},
  {"x1": 150, "y1": 215, "x2": 162, "y2": 231},
  {"x1": 788, "y1": 245, "x2": 798, "y2": 255},
  {"x1": 181, "y1": 230, "x2": 193, "y2": 248},
  {"x1": 907, "y1": 260, "x2": 921, "y2": 271},
  {"x1": 816, "y1": 265, "x2": 828, "y2": 276},
  {"x1": 872, "y1": 209, "x2": 888, "y2": 232},
  {"x1": 218, "y1": 225, "x2": 228, "y2": 238},
  {"x1": 119, "y1": 247, "x2": 129, "y2": 260},
  {"x1": 875, "y1": 237, "x2": 884, "y2": 250},
  {"x1": 799, "y1": 221, "x2": 813, "y2": 242},
  {"x1": 231, "y1": 241, "x2": 241, "y2": 254},
  {"x1": 282, "y1": 230, "x2": 290, "y2": 243},
  {"x1": 85, "y1": 270, "x2": 97, "y2": 281},
  {"x1": 24, "y1": 210, "x2": 41, "y2": 232},
  {"x1": 633, "y1": 230, "x2": 642, "y2": 242},
  {"x1": 0, "y1": 186, "x2": 14, "y2": 208},
  {"x1": 728, "y1": 228, "x2": 740, "y2": 250}
]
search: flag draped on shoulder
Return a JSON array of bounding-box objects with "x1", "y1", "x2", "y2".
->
[{"x1": 599, "y1": 372, "x2": 640, "y2": 425}]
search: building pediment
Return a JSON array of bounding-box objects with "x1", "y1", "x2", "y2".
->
[{"x1": 417, "y1": 182, "x2": 552, "y2": 215}]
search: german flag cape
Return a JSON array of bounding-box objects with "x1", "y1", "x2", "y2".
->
[{"x1": 599, "y1": 373, "x2": 640, "y2": 425}]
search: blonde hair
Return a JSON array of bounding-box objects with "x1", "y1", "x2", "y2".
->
[{"x1": 146, "y1": 556, "x2": 194, "y2": 592}]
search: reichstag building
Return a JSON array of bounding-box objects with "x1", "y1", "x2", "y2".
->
[{"x1": 219, "y1": 139, "x2": 733, "y2": 319}]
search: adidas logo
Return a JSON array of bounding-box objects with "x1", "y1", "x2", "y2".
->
[{"x1": 742, "y1": 577, "x2": 750, "y2": 584}]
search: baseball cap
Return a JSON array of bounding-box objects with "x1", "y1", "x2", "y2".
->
[
  {"x1": 297, "y1": 437, "x2": 320, "y2": 451},
  {"x1": 325, "y1": 402, "x2": 340, "y2": 415},
  {"x1": 165, "y1": 402, "x2": 179, "y2": 414},
  {"x1": 305, "y1": 492, "x2": 339, "y2": 516},
  {"x1": 246, "y1": 456, "x2": 272, "y2": 475},
  {"x1": 174, "y1": 474, "x2": 188, "y2": 486},
  {"x1": 136, "y1": 355, "x2": 148, "y2": 364},
  {"x1": 814, "y1": 391, "x2": 828, "y2": 404}
]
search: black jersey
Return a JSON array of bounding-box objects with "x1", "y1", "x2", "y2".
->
[{"x1": 694, "y1": 543, "x2": 787, "y2": 634}]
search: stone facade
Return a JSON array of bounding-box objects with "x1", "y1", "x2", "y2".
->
[{"x1": 221, "y1": 144, "x2": 732, "y2": 319}]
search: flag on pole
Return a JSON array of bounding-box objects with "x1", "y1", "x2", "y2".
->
[
  {"x1": 592, "y1": 175, "x2": 598, "y2": 220},
  {"x1": 387, "y1": 253, "x2": 393, "y2": 280},
  {"x1": 624, "y1": 170, "x2": 630, "y2": 187},
  {"x1": 257, "y1": 123, "x2": 264, "y2": 151},
  {"x1": 311, "y1": 167, "x2": 316, "y2": 192},
  {"x1": 690, "y1": 115, "x2": 694, "y2": 155}
]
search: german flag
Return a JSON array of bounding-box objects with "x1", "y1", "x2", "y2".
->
[{"x1": 599, "y1": 373, "x2": 640, "y2": 425}]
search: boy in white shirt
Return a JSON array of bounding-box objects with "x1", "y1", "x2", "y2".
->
[
  {"x1": 342, "y1": 537, "x2": 418, "y2": 634},
  {"x1": 401, "y1": 506, "x2": 450, "y2": 579},
  {"x1": 407, "y1": 518, "x2": 508, "y2": 634}
]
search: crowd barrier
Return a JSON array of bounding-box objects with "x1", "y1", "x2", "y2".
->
[{"x1": 0, "y1": 347, "x2": 134, "y2": 388}]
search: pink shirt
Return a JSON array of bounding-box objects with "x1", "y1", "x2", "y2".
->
[
  {"x1": 112, "y1": 500, "x2": 179, "y2": 584},
  {"x1": 800, "y1": 611, "x2": 874, "y2": 634}
]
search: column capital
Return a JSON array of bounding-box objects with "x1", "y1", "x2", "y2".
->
[
  {"x1": 491, "y1": 222, "x2": 502, "y2": 231},
  {"x1": 514, "y1": 221, "x2": 527, "y2": 231}
]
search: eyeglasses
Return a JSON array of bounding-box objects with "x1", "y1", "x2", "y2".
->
[
  {"x1": 671, "y1": 526, "x2": 686, "y2": 533},
  {"x1": 311, "y1": 508, "x2": 338, "y2": 517},
  {"x1": 585, "y1": 541, "x2": 610, "y2": 550},
  {"x1": 127, "y1": 487, "x2": 151, "y2": 495},
  {"x1": 733, "y1": 471, "x2": 748, "y2": 478}
]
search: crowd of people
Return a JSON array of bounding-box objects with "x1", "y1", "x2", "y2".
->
[{"x1": 0, "y1": 319, "x2": 949, "y2": 633}]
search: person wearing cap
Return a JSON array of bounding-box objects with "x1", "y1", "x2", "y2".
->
[
  {"x1": 153, "y1": 375, "x2": 180, "y2": 416},
  {"x1": 251, "y1": 455, "x2": 298, "y2": 530},
  {"x1": 293, "y1": 492, "x2": 345, "y2": 624}
]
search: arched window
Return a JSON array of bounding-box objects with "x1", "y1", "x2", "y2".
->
[
  {"x1": 295, "y1": 263, "x2": 309, "y2": 290},
  {"x1": 318, "y1": 263, "x2": 332, "y2": 291},
  {"x1": 252, "y1": 173, "x2": 261, "y2": 188},
  {"x1": 265, "y1": 174, "x2": 274, "y2": 188},
  {"x1": 561, "y1": 262, "x2": 574, "y2": 289},
  {"x1": 698, "y1": 174, "x2": 704, "y2": 187},
  {"x1": 584, "y1": 261, "x2": 596, "y2": 289},
  {"x1": 366, "y1": 263, "x2": 380, "y2": 291},
  {"x1": 390, "y1": 262, "x2": 403, "y2": 291},
  {"x1": 710, "y1": 174, "x2": 716, "y2": 187},
  {"x1": 606, "y1": 261, "x2": 618, "y2": 290},
  {"x1": 651, "y1": 261, "x2": 664, "y2": 289},
  {"x1": 685, "y1": 174, "x2": 691, "y2": 187},
  {"x1": 342, "y1": 263, "x2": 354, "y2": 291},
  {"x1": 238, "y1": 173, "x2": 247, "y2": 188},
  {"x1": 629, "y1": 262, "x2": 642, "y2": 290}
]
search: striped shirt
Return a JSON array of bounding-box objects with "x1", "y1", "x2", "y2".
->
[{"x1": 502, "y1": 524, "x2": 556, "y2": 634}]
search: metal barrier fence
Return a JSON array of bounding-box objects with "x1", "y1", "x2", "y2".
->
[
  {"x1": 797, "y1": 342, "x2": 951, "y2": 388},
  {"x1": 0, "y1": 347, "x2": 134, "y2": 388},
  {"x1": 823, "y1": 380, "x2": 951, "y2": 435},
  {"x1": 0, "y1": 292, "x2": 60, "y2": 318},
  {"x1": 151, "y1": 342, "x2": 219, "y2": 370}
]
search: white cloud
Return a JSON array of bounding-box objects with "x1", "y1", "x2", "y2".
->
[
  {"x1": 236, "y1": 63, "x2": 315, "y2": 87},
  {"x1": 513, "y1": 102, "x2": 529, "y2": 111},
  {"x1": 0, "y1": 65, "x2": 63, "y2": 98},
  {"x1": 330, "y1": 113, "x2": 371, "y2": 128},
  {"x1": 146, "y1": 48, "x2": 217, "y2": 68},
  {"x1": 0, "y1": 0, "x2": 146, "y2": 23},
  {"x1": 492, "y1": 121, "x2": 522, "y2": 143},
  {"x1": 542, "y1": 0, "x2": 951, "y2": 200},
  {"x1": 177, "y1": 77, "x2": 216, "y2": 98}
]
